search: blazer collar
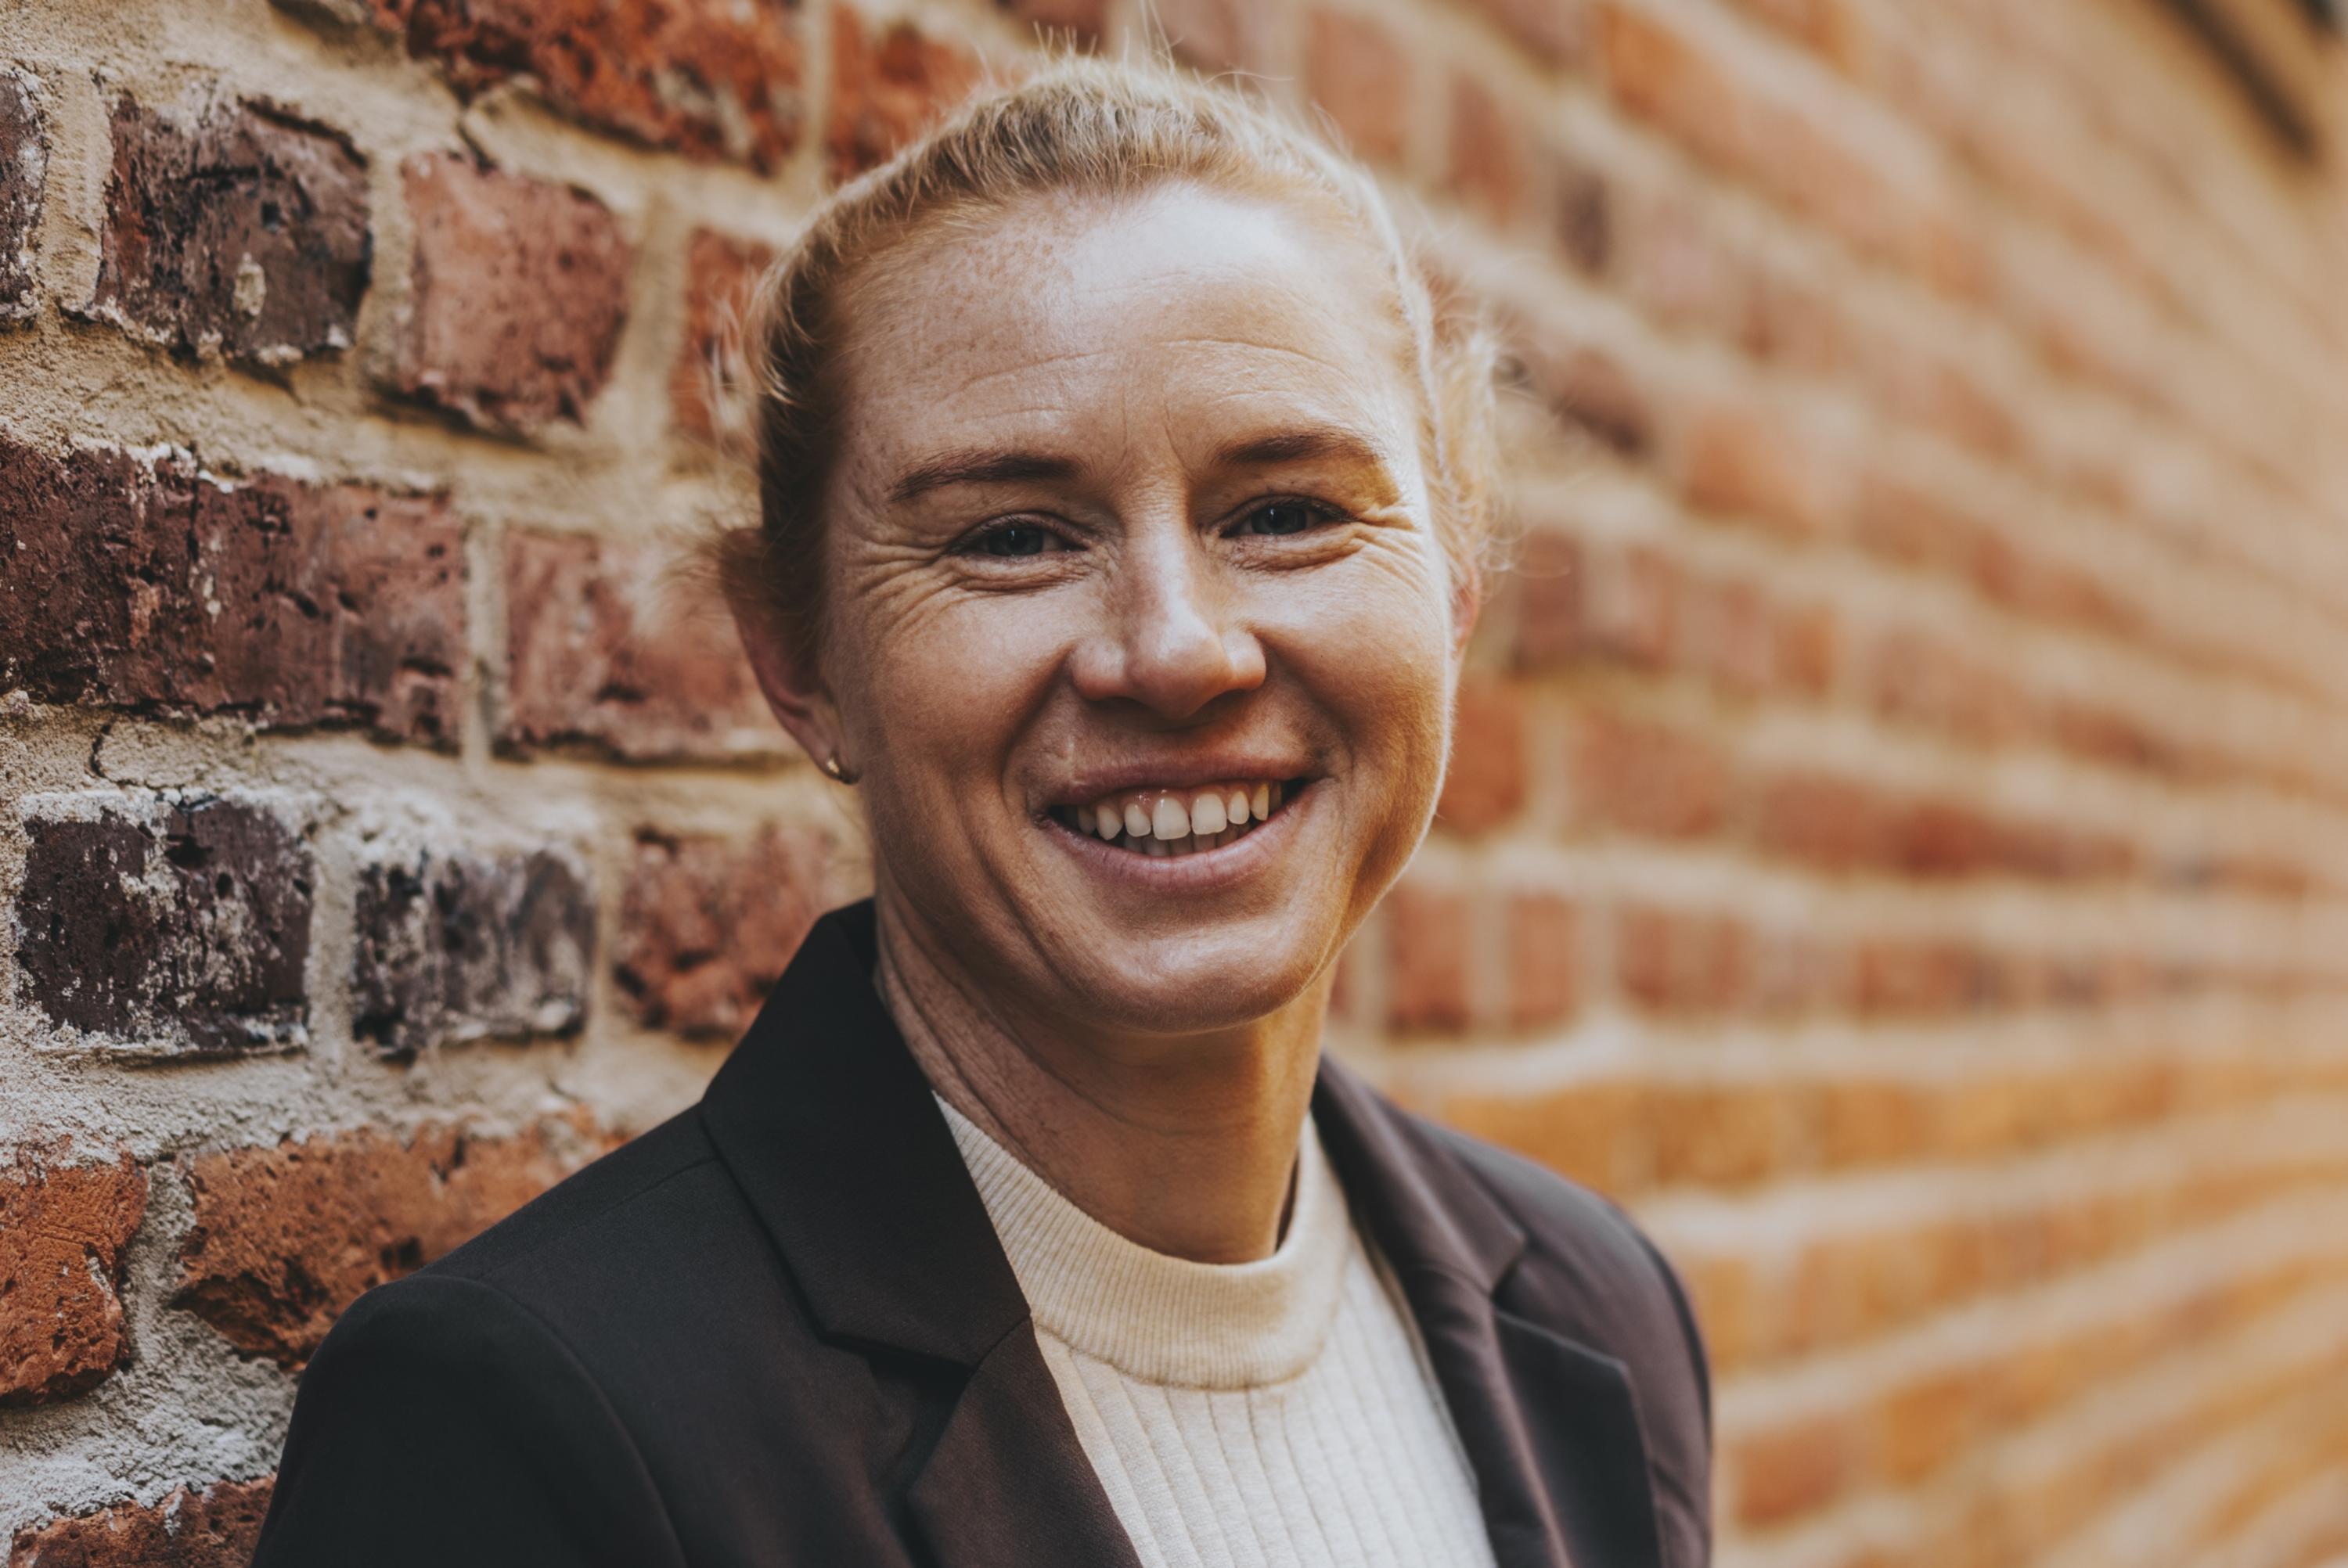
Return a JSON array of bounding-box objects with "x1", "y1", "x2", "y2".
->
[{"x1": 700, "y1": 901, "x2": 1655, "y2": 1568}]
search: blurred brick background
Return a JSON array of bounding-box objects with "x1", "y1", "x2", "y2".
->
[{"x1": 3, "y1": 0, "x2": 2346, "y2": 1563}]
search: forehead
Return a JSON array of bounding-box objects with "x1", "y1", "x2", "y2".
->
[{"x1": 834, "y1": 183, "x2": 1421, "y2": 467}]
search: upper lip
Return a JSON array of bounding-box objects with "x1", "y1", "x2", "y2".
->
[{"x1": 1038, "y1": 753, "x2": 1316, "y2": 807}]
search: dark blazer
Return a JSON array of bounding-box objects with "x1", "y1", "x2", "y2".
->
[{"x1": 252, "y1": 901, "x2": 1712, "y2": 1568}]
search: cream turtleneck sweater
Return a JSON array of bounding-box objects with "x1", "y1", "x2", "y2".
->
[{"x1": 935, "y1": 1095, "x2": 1499, "y2": 1568}]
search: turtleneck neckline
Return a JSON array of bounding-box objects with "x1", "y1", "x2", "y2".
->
[{"x1": 932, "y1": 1093, "x2": 1353, "y2": 1390}]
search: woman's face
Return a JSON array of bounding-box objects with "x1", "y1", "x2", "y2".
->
[{"x1": 801, "y1": 183, "x2": 1467, "y2": 1040}]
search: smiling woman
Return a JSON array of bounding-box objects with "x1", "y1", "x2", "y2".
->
[{"x1": 249, "y1": 58, "x2": 1713, "y2": 1568}]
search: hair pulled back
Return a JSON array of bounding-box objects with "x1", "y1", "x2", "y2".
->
[{"x1": 712, "y1": 56, "x2": 1499, "y2": 677}]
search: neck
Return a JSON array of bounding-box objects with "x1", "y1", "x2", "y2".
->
[{"x1": 874, "y1": 895, "x2": 1329, "y2": 1264}]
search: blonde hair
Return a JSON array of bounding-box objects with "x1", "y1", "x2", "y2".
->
[{"x1": 713, "y1": 56, "x2": 1499, "y2": 674}]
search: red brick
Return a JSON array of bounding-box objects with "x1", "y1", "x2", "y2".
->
[
  {"x1": 0, "y1": 440, "x2": 464, "y2": 745},
  {"x1": 341, "y1": 0, "x2": 802, "y2": 172},
  {"x1": 1521, "y1": 342, "x2": 1650, "y2": 457},
  {"x1": 88, "y1": 93, "x2": 369, "y2": 366},
  {"x1": 1509, "y1": 527, "x2": 1586, "y2": 668},
  {"x1": 1584, "y1": 543, "x2": 1684, "y2": 668},
  {"x1": 1732, "y1": 1408, "x2": 1858, "y2": 1524},
  {"x1": 1447, "y1": 73, "x2": 1532, "y2": 228},
  {"x1": 670, "y1": 228, "x2": 777, "y2": 446},
  {"x1": 0, "y1": 1156, "x2": 146, "y2": 1406},
  {"x1": 1438, "y1": 679, "x2": 1528, "y2": 833},
  {"x1": 1742, "y1": 257, "x2": 1846, "y2": 373},
  {"x1": 1432, "y1": 1079, "x2": 1646, "y2": 1194},
  {"x1": 1505, "y1": 891, "x2": 1580, "y2": 1029},
  {"x1": 1567, "y1": 708, "x2": 1730, "y2": 840},
  {"x1": 1650, "y1": 1081, "x2": 1796, "y2": 1185},
  {"x1": 173, "y1": 1117, "x2": 607, "y2": 1364},
  {"x1": 1615, "y1": 903, "x2": 1750, "y2": 1014},
  {"x1": 1458, "y1": 0, "x2": 1591, "y2": 68},
  {"x1": 16, "y1": 796, "x2": 312, "y2": 1059},
  {"x1": 614, "y1": 825, "x2": 829, "y2": 1038},
  {"x1": 499, "y1": 529, "x2": 782, "y2": 764},
  {"x1": 1874, "y1": 1366, "x2": 1982, "y2": 1483},
  {"x1": 1723, "y1": 0, "x2": 1867, "y2": 76},
  {"x1": 1854, "y1": 938, "x2": 1986, "y2": 1018},
  {"x1": 1, "y1": 69, "x2": 47, "y2": 322},
  {"x1": 395, "y1": 154, "x2": 630, "y2": 433},
  {"x1": 1597, "y1": 2, "x2": 1748, "y2": 173},
  {"x1": 1140, "y1": 0, "x2": 1257, "y2": 70},
  {"x1": 1767, "y1": 597, "x2": 1838, "y2": 696},
  {"x1": 1676, "y1": 573, "x2": 1774, "y2": 696},
  {"x1": 1613, "y1": 185, "x2": 1748, "y2": 339},
  {"x1": 826, "y1": 10, "x2": 986, "y2": 181},
  {"x1": 995, "y1": 0, "x2": 1108, "y2": 42},
  {"x1": 351, "y1": 846, "x2": 596, "y2": 1056},
  {"x1": 1752, "y1": 770, "x2": 1897, "y2": 872},
  {"x1": 1680, "y1": 399, "x2": 1852, "y2": 538},
  {"x1": 1306, "y1": 11, "x2": 1412, "y2": 167},
  {"x1": 5, "y1": 1477, "x2": 271, "y2": 1568},
  {"x1": 1385, "y1": 881, "x2": 1473, "y2": 1033},
  {"x1": 1544, "y1": 145, "x2": 1612, "y2": 275}
]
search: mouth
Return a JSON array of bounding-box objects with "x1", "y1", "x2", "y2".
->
[{"x1": 1045, "y1": 778, "x2": 1309, "y2": 858}]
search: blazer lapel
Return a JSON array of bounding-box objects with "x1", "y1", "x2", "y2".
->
[
  {"x1": 1315, "y1": 1061, "x2": 1666, "y2": 1568},
  {"x1": 699, "y1": 902, "x2": 1140, "y2": 1568}
]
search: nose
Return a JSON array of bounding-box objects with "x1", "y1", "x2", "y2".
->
[{"x1": 1069, "y1": 522, "x2": 1266, "y2": 718}]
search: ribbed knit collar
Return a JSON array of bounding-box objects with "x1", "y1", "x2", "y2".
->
[{"x1": 934, "y1": 1094, "x2": 1352, "y2": 1390}]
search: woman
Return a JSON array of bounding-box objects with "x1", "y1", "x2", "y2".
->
[{"x1": 253, "y1": 60, "x2": 1711, "y2": 1568}]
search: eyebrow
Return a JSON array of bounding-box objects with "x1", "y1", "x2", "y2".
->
[
  {"x1": 886, "y1": 448, "x2": 1082, "y2": 505},
  {"x1": 883, "y1": 424, "x2": 1394, "y2": 506},
  {"x1": 1211, "y1": 426, "x2": 1391, "y2": 472}
]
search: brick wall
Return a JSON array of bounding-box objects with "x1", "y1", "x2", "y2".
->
[{"x1": 2, "y1": 0, "x2": 2344, "y2": 1563}]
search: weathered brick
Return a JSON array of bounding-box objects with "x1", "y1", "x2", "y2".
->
[
  {"x1": 0, "y1": 1156, "x2": 146, "y2": 1406},
  {"x1": 670, "y1": 228, "x2": 778, "y2": 445},
  {"x1": 499, "y1": 529, "x2": 781, "y2": 763},
  {"x1": 1384, "y1": 881, "x2": 1473, "y2": 1033},
  {"x1": 5, "y1": 1477, "x2": 270, "y2": 1568},
  {"x1": 1305, "y1": 10, "x2": 1412, "y2": 167},
  {"x1": 309, "y1": 0, "x2": 803, "y2": 172},
  {"x1": 1437, "y1": 679, "x2": 1526, "y2": 833},
  {"x1": 826, "y1": 10, "x2": 985, "y2": 181},
  {"x1": 1566, "y1": 707, "x2": 1730, "y2": 839},
  {"x1": 0, "y1": 69, "x2": 44, "y2": 323},
  {"x1": 1518, "y1": 340, "x2": 1650, "y2": 457},
  {"x1": 1597, "y1": 2, "x2": 1747, "y2": 172},
  {"x1": 1612, "y1": 183, "x2": 1750, "y2": 339},
  {"x1": 351, "y1": 845, "x2": 596, "y2": 1056},
  {"x1": 0, "y1": 441, "x2": 464, "y2": 743},
  {"x1": 1505, "y1": 891, "x2": 1579, "y2": 1029},
  {"x1": 173, "y1": 1117, "x2": 604, "y2": 1364},
  {"x1": 15, "y1": 794, "x2": 312, "y2": 1058},
  {"x1": 395, "y1": 154, "x2": 629, "y2": 433},
  {"x1": 614, "y1": 825, "x2": 826, "y2": 1038},
  {"x1": 88, "y1": 93, "x2": 369, "y2": 365},
  {"x1": 1583, "y1": 543, "x2": 1683, "y2": 668}
]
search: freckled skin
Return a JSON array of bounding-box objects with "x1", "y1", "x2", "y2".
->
[{"x1": 739, "y1": 184, "x2": 1471, "y2": 1261}]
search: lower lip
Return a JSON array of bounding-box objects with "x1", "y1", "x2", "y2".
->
[{"x1": 1042, "y1": 786, "x2": 1313, "y2": 890}]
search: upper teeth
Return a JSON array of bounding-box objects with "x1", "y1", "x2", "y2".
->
[{"x1": 1058, "y1": 781, "x2": 1289, "y2": 850}]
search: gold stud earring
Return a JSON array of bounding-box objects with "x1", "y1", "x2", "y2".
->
[{"x1": 822, "y1": 752, "x2": 858, "y2": 783}]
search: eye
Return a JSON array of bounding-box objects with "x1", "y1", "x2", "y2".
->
[
  {"x1": 960, "y1": 521, "x2": 1068, "y2": 559},
  {"x1": 1233, "y1": 499, "x2": 1336, "y2": 538}
]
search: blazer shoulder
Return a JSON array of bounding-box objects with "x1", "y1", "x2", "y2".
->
[
  {"x1": 257, "y1": 1272, "x2": 687, "y2": 1568},
  {"x1": 1424, "y1": 1116, "x2": 1713, "y2": 1437},
  {"x1": 421, "y1": 1106, "x2": 724, "y2": 1286}
]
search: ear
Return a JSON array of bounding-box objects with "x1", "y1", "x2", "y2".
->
[{"x1": 733, "y1": 599, "x2": 848, "y2": 775}]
